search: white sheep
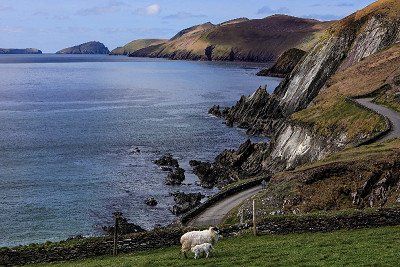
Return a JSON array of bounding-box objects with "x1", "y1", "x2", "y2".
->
[
  {"x1": 191, "y1": 243, "x2": 213, "y2": 259},
  {"x1": 180, "y1": 226, "x2": 220, "y2": 258}
]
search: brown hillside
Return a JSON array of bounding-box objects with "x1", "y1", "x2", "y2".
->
[{"x1": 130, "y1": 15, "x2": 332, "y2": 62}]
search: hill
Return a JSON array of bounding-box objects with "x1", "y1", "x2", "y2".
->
[
  {"x1": 56, "y1": 41, "x2": 109, "y2": 54},
  {"x1": 0, "y1": 48, "x2": 42, "y2": 54},
  {"x1": 129, "y1": 15, "x2": 332, "y2": 62},
  {"x1": 110, "y1": 39, "x2": 167, "y2": 55}
]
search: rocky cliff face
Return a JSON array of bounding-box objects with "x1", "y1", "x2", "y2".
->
[
  {"x1": 0, "y1": 48, "x2": 42, "y2": 54},
  {"x1": 56, "y1": 41, "x2": 110, "y2": 54},
  {"x1": 210, "y1": 0, "x2": 400, "y2": 176},
  {"x1": 256, "y1": 48, "x2": 306, "y2": 78}
]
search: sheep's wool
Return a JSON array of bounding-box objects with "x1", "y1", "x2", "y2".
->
[{"x1": 180, "y1": 227, "x2": 219, "y2": 253}]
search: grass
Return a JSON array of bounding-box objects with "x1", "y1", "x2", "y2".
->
[
  {"x1": 292, "y1": 97, "x2": 386, "y2": 140},
  {"x1": 300, "y1": 138, "x2": 400, "y2": 169},
  {"x1": 31, "y1": 226, "x2": 400, "y2": 267}
]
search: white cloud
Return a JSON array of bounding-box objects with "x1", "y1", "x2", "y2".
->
[{"x1": 146, "y1": 4, "x2": 161, "y2": 15}]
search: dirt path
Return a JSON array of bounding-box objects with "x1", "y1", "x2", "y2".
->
[
  {"x1": 187, "y1": 185, "x2": 262, "y2": 227},
  {"x1": 355, "y1": 98, "x2": 400, "y2": 141}
]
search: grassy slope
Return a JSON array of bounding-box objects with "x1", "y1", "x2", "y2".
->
[
  {"x1": 111, "y1": 39, "x2": 167, "y2": 55},
  {"x1": 32, "y1": 226, "x2": 400, "y2": 267},
  {"x1": 139, "y1": 15, "x2": 332, "y2": 61},
  {"x1": 291, "y1": 43, "x2": 400, "y2": 143}
]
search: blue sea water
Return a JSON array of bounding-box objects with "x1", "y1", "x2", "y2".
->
[{"x1": 0, "y1": 54, "x2": 280, "y2": 247}]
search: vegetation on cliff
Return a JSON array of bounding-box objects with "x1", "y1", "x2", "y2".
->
[
  {"x1": 291, "y1": 43, "x2": 400, "y2": 143},
  {"x1": 224, "y1": 138, "x2": 400, "y2": 223}
]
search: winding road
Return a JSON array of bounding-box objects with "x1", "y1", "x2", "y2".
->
[
  {"x1": 188, "y1": 186, "x2": 263, "y2": 227},
  {"x1": 187, "y1": 98, "x2": 400, "y2": 227},
  {"x1": 355, "y1": 98, "x2": 400, "y2": 141}
]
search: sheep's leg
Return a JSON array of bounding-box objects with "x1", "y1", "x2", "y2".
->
[{"x1": 206, "y1": 251, "x2": 209, "y2": 258}]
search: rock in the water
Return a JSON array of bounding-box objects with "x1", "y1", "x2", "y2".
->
[
  {"x1": 165, "y1": 167, "x2": 185, "y2": 185},
  {"x1": 257, "y1": 48, "x2": 306, "y2": 78},
  {"x1": 56, "y1": 41, "x2": 110, "y2": 54},
  {"x1": 170, "y1": 191, "x2": 204, "y2": 215},
  {"x1": 154, "y1": 153, "x2": 179, "y2": 168},
  {"x1": 155, "y1": 153, "x2": 186, "y2": 185},
  {"x1": 102, "y1": 214, "x2": 145, "y2": 236},
  {"x1": 145, "y1": 197, "x2": 158, "y2": 206}
]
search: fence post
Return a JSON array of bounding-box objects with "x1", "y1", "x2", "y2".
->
[
  {"x1": 113, "y1": 212, "x2": 122, "y2": 256},
  {"x1": 252, "y1": 199, "x2": 257, "y2": 236},
  {"x1": 240, "y1": 207, "x2": 244, "y2": 225}
]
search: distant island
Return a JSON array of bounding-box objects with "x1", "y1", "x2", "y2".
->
[
  {"x1": 0, "y1": 48, "x2": 42, "y2": 54},
  {"x1": 56, "y1": 41, "x2": 109, "y2": 54}
]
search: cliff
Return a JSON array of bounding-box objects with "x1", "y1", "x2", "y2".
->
[
  {"x1": 129, "y1": 15, "x2": 332, "y2": 62},
  {"x1": 56, "y1": 41, "x2": 110, "y2": 54},
  {"x1": 110, "y1": 39, "x2": 167, "y2": 55},
  {"x1": 208, "y1": 0, "x2": 400, "y2": 176},
  {"x1": 0, "y1": 48, "x2": 42, "y2": 54}
]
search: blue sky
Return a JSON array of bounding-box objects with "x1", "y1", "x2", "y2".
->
[{"x1": 0, "y1": 0, "x2": 376, "y2": 52}]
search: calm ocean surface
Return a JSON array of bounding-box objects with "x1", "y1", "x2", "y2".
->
[{"x1": 0, "y1": 54, "x2": 280, "y2": 247}]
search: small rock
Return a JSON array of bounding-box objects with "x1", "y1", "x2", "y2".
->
[
  {"x1": 170, "y1": 191, "x2": 204, "y2": 215},
  {"x1": 145, "y1": 197, "x2": 158, "y2": 206},
  {"x1": 165, "y1": 167, "x2": 185, "y2": 185},
  {"x1": 154, "y1": 153, "x2": 179, "y2": 168},
  {"x1": 102, "y1": 214, "x2": 146, "y2": 235}
]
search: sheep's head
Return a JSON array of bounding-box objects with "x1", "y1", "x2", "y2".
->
[{"x1": 209, "y1": 226, "x2": 220, "y2": 234}]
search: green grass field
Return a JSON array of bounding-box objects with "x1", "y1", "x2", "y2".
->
[{"x1": 32, "y1": 226, "x2": 400, "y2": 267}]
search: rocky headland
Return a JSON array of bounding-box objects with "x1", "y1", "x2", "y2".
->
[
  {"x1": 203, "y1": 0, "x2": 400, "y2": 217},
  {"x1": 208, "y1": 0, "x2": 400, "y2": 174},
  {"x1": 56, "y1": 41, "x2": 110, "y2": 54}
]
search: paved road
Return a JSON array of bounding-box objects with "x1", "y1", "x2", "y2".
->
[
  {"x1": 188, "y1": 185, "x2": 263, "y2": 227},
  {"x1": 355, "y1": 98, "x2": 400, "y2": 141},
  {"x1": 188, "y1": 99, "x2": 399, "y2": 227}
]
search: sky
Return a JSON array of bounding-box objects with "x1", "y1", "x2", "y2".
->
[{"x1": 0, "y1": 0, "x2": 377, "y2": 53}]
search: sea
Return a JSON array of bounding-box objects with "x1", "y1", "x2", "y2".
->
[{"x1": 0, "y1": 54, "x2": 280, "y2": 247}]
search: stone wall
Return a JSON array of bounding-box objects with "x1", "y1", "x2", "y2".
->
[{"x1": 2, "y1": 208, "x2": 400, "y2": 266}]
